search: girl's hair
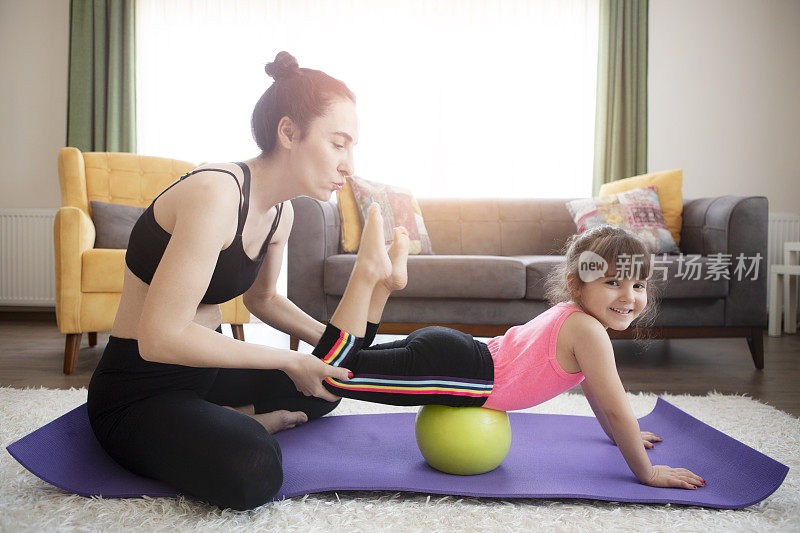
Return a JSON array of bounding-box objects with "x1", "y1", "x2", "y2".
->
[
  {"x1": 251, "y1": 51, "x2": 356, "y2": 155},
  {"x1": 543, "y1": 225, "x2": 661, "y2": 334}
]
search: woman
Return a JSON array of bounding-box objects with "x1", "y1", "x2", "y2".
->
[{"x1": 87, "y1": 52, "x2": 355, "y2": 511}]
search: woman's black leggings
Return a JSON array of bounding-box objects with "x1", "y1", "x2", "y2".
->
[
  {"x1": 86, "y1": 327, "x2": 337, "y2": 511},
  {"x1": 314, "y1": 322, "x2": 494, "y2": 407}
]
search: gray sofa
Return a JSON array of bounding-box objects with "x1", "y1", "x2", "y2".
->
[{"x1": 288, "y1": 195, "x2": 768, "y2": 368}]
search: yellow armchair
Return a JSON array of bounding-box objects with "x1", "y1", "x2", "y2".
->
[{"x1": 55, "y1": 147, "x2": 250, "y2": 374}]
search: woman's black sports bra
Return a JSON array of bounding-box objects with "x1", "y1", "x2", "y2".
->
[{"x1": 125, "y1": 162, "x2": 284, "y2": 305}]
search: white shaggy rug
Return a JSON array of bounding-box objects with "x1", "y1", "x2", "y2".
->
[{"x1": 1, "y1": 387, "x2": 798, "y2": 532}]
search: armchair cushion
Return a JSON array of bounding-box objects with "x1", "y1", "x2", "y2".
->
[{"x1": 90, "y1": 201, "x2": 145, "y2": 249}]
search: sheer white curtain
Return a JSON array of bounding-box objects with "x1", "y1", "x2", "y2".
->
[{"x1": 137, "y1": 0, "x2": 599, "y2": 198}]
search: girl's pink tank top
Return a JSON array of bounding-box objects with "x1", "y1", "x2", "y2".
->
[{"x1": 482, "y1": 302, "x2": 585, "y2": 411}]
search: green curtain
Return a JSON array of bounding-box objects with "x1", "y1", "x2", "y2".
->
[
  {"x1": 67, "y1": 0, "x2": 136, "y2": 152},
  {"x1": 592, "y1": 0, "x2": 648, "y2": 195}
]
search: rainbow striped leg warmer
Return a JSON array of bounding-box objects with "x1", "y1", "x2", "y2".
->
[{"x1": 312, "y1": 324, "x2": 364, "y2": 369}]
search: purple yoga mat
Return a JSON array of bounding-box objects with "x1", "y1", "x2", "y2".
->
[{"x1": 6, "y1": 398, "x2": 788, "y2": 509}]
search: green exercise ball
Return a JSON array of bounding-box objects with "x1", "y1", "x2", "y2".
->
[{"x1": 414, "y1": 405, "x2": 512, "y2": 475}]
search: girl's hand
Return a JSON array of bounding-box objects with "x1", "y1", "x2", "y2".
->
[
  {"x1": 641, "y1": 431, "x2": 663, "y2": 449},
  {"x1": 645, "y1": 465, "x2": 706, "y2": 489},
  {"x1": 284, "y1": 352, "x2": 352, "y2": 402}
]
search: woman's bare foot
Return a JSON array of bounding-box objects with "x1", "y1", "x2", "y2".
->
[
  {"x1": 385, "y1": 226, "x2": 410, "y2": 291},
  {"x1": 251, "y1": 410, "x2": 308, "y2": 434},
  {"x1": 224, "y1": 405, "x2": 308, "y2": 434},
  {"x1": 353, "y1": 203, "x2": 392, "y2": 284}
]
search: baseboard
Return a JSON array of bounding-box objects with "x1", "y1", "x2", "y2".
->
[{"x1": 0, "y1": 307, "x2": 56, "y2": 321}]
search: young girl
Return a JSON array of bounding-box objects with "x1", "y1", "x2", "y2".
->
[{"x1": 313, "y1": 204, "x2": 706, "y2": 491}]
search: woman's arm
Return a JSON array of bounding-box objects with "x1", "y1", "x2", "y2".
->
[
  {"x1": 242, "y1": 202, "x2": 326, "y2": 346},
  {"x1": 136, "y1": 174, "x2": 348, "y2": 401}
]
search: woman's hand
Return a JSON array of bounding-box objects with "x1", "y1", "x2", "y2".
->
[
  {"x1": 284, "y1": 352, "x2": 352, "y2": 402},
  {"x1": 644, "y1": 465, "x2": 706, "y2": 489},
  {"x1": 641, "y1": 431, "x2": 663, "y2": 449}
]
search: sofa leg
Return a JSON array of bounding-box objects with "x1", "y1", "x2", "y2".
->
[
  {"x1": 746, "y1": 328, "x2": 764, "y2": 370},
  {"x1": 231, "y1": 324, "x2": 245, "y2": 341},
  {"x1": 88, "y1": 332, "x2": 97, "y2": 347},
  {"x1": 290, "y1": 336, "x2": 299, "y2": 351},
  {"x1": 64, "y1": 333, "x2": 82, "y2": 374}
]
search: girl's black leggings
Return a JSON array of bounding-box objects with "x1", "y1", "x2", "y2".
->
[
  {"x1": 314, "y1": 322, "x2": 494, "y2": 407},
  {"x1": 87, "y1": 327, "x2": 337, "y2": 512}
]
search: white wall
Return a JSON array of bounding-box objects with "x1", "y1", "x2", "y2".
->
[
  {"x1": 1, "y1": 1, "x2": 798, "y2": 212},
  {"x1": 649, "y1": 0, "x2": 800, "y2": 213},
  {"x1": 0, "y1": 0, "x2": 69, "y2": 209}
]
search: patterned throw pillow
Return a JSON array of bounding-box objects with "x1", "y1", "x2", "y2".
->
[
  {"x1": 339, "y1": 176, "x2": 433, "y2": 255},
  {"x1": 565, "y1": 186, "x2": 679, "y2": 253},
  {"x1": 599, "y1": 169, "x2": 683, "y2": 246}
]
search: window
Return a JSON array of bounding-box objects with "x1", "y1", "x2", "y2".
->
[{"x1": 137, "y1": 0, "x2": 599, "y2": 198}]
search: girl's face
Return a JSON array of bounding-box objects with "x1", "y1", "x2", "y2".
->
[
  {"x1": 573, "y1": 274, "x2": 648, "y2": 331},
  {"x1": 290, "y1": 98, "x2": 359, "y2": 201}
]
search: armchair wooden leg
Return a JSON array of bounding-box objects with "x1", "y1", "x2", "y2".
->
[
  {"x1": 747, "y1": 328, "x2": 764, "y2": 370},
  {"x1": 88, "y1": 332, "x2": 97, "y2": 347},
  {"x1": 231, "y1": 324, "x2": 245, "y2": 341},
  {"x1": 290, "y1": 336, "x2": 299, "y2": 351},
  {"x1": 64, "y1": 333, "x2": 82, "y2": 374}
]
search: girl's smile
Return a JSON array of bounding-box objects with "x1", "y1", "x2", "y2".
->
[{"x1": 573, "y1": 275, "x2": 648, "y2": 330}]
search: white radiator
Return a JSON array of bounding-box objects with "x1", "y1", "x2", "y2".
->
[
  {"x1": 768, "y1": 213, "x2": 800, "y2": 266},
  {"x1": 0, "y1": 208, "x2": 57, "y2": 306}
]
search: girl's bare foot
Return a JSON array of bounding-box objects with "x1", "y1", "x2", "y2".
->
[
  {"x1": 353, "y1": 203, "x2": 392, "y2": 284},
  {"x1": 224, "y1": 405, "x2": 308, "y2": 434},
  {"x1": 385, "y1": 226, "x2": 410, "y2": 291}
]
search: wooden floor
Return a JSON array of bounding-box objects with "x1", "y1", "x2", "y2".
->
[{"x1": 2, "y1": 317, "x2": 799, "y2": 418}]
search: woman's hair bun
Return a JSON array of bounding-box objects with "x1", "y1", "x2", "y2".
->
[{"x1": 265, "y1": 51, "x2": 300, "y2": 80}]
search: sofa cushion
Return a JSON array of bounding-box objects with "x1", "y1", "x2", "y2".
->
[
  {"x1": 519, "y1": 254, "x2": 729, "y2": 300},
  {"x1": 517, "y1": 255, "x2": 566, "y2": 300},
  {"x1": 81, "y1": 249, "x2": 126, "y2": 293},
  {"x1": 650, "y1": 255, "x2": 730, "y2": 298},
  {"x1": 418, "y1": 198, "x2": 576, "y2": 256},
  {"x1": 324, "y1": 254, "x2": 526, "y2": 299},
  {"x1": 327, "y1": 296, "x2": 551, "y2": 326},
  {"x1": 644, "y1": 298, "x2": 725, "y2": 327}
]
